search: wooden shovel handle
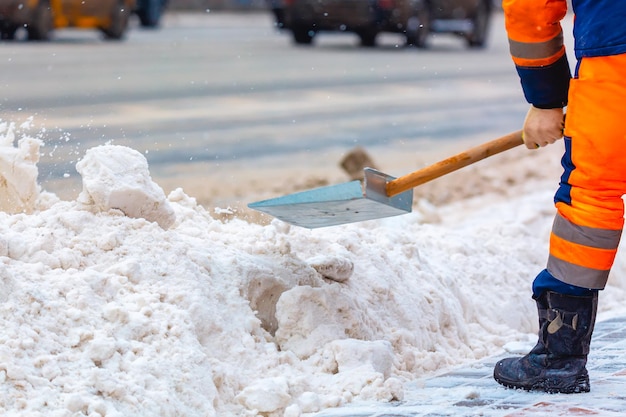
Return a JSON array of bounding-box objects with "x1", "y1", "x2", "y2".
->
[{"x1": 386, "y1": 130, "x2": 524, "y2": 197}]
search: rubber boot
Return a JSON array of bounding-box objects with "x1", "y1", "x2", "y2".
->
[
  {"x1": 493, "y1": 291, "x2": 597, "y2": 394},
  {"x1": 520, "y1": 292, "x2": 550, "y2": 356}
]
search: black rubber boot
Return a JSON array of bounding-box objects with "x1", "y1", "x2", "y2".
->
[{"x1": 493, "y1": 291, "x2": 597, "y2": 394}]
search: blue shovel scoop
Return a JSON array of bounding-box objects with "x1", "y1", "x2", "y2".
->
[{"x1": 249, "y1": 131, "x2": 523, "y2": 228}]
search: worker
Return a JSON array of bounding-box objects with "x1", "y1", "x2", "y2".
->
[{"x1": 493, "y1": 0, "x2": 626, "y2": 393}]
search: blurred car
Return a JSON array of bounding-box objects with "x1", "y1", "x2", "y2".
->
[
  {"x1": 279, "y1": 0, "x2": 493, "y2": 48},
  {"x1": 0, "y1": 0, "x2": 135, "y2": 41},
  {"x1": 134, "y1": 0, "x2": 168, "y2": 28}
]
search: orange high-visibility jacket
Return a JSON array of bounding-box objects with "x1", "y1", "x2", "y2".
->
[{"x1": 502, "y1": 0, "x2": 626, "y2": 109}]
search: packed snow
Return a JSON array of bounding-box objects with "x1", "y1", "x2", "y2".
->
[{"x1": 1, "y1": 118, "x2": 626, "y2": 417}]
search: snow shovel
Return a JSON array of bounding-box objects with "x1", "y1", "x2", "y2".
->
[{"x1": 248, "y1": 130, "x2": 523, "y2": 228}]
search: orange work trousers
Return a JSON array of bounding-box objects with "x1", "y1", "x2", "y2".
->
[{"x1": 547, "y1": 53, "x2": 626, "y2": 290}]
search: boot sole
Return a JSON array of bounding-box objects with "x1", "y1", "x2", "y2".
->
[{"x1": 494, "y1": 373, "x2": 590, "y2": 394}]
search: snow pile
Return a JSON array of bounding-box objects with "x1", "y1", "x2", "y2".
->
[{"x1": 0, "y1": 122, "x2": 625, "y2": 417}]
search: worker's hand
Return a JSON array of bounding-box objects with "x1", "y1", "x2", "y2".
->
[{"x1": 522, "y1": 106, "x2": 565, "y2": 149}]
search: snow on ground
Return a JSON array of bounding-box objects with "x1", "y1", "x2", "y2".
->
[{"x1": 1, "y1": 119, "x2": 626, "y2": 417}]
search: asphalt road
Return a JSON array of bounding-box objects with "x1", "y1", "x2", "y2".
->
[{"x1": 0, "y1": 11, "x2": 534, "y2": 206}]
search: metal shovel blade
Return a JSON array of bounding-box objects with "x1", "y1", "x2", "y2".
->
[
  {"x1": 248, "y1": 131, "x2": 524, "y2": 229},
  {"x1": 248, "y1": 168, "x2": 413, "y2": 228}
]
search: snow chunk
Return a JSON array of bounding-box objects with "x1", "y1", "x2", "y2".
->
[
  {"x1": 0, "y1": 122, "x2": 41, "y2": 213},
  {"x1": 236, "y1": 376, "x2": 291, "y2": 413},
  {"x1": 76, "y1": 145, "x2": 175, "y2": 229},
  {"x1": 307, "y1": 254, "x2": 354, "y2": 282},
  {"x1": 275, "y1": 285, "x2": 370, "y2": 358},
  {"x1": 325, "y1": 339, "x2": 395, "y2": 378}
]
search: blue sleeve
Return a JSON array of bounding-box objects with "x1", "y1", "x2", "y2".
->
[{"x1": 515, "y1": 54, "x2": 571, "y2": 109}]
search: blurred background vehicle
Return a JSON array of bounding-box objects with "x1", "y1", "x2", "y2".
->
[
  {"x1": 134, "y1": 0, "x2": 168, "y2": 28},
  {"x1": 0, "y1": 0, "x2": 136, "y2": 41},
  {"x1": 276, "y1": 0, "x2": 493, "y2": 48}
]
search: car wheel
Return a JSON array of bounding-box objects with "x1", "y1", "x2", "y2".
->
[
  {"x1": 138, "y1": 0, "x2": 163, "y2": 28},
  {"x1": 405, "y1": 3, "x2": 430, "y2": 48},
  {"x1": 292, "y1": 25, "x2": 314, "y2": 45},
  {"x1": 102, "y1": 0, "x2": 132, "y2": 40},
  {"x1": 271, "y1": 7, "x2": 286, "y2": 29},
  {"x1": 466, "y1": 0, "x2": 490, "y2": 48},
  {"x1": 27, "y1": 1, "x2": 53, "y2": 41},
  {"x1": 1, "y1": 25, "x2": 18, "y2": 40},
  {"x1": 357, "y1": 27, "x2": 378, "y2": 47}
]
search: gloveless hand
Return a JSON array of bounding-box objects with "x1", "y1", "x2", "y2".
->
[{"x1": 522, "y1": 106, "x2": 565, "y2": 149}]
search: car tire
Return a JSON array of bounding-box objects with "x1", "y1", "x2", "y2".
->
[
  {"x1": 137, "y1": 0, "x2": 163, "y2": 28},
  {"x1": 357, "y1": 27, "x2": 378, "y2": 47},
  {"x1": 271, "y1": 7, "x2": 286, "y2": 29},
  {"x1": 405, "y1": 3, "x2": 430, "y2": 48},
  {"x1": 27, "y1": 1, "x2": 53, "y2": 41},
  {"x1": 102, "y1": 0, "x2": 131, "y2": 40},
  {"x1": 465, "y1": 0, "x2": 490, "y2": 48},
  {"x1": 292, "y1": 25, "x2": 314, "y2": 45},
  {"x1": 1, "y1": 25, "x2": 18, "y2": 40}
]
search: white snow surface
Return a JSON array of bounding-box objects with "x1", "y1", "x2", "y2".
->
[{"x1": 1, "y1": 120, "x2": 626, "y2": 417}]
